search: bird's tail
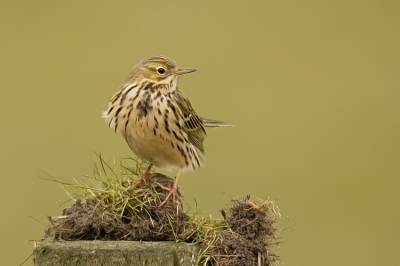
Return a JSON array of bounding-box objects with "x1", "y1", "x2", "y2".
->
[{"x1": 201, "y1": 118, "x2": 230, "y2": 128}]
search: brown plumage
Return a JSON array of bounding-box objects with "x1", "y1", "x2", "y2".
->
[{"x1": 104, "y1": 56, "x2": 227, "y2": 205}]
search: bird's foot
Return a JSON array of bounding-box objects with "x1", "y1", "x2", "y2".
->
[
  {"x1": 128, "y1": 165, "x2": 152, "y2": 192},
  {"x1": 158, "y1": 182, "x2": 182, "y2": 207}
]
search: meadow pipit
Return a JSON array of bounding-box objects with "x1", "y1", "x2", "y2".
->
[{"x1": 103, "y1": 56, "x2": 226, "y2": 206}]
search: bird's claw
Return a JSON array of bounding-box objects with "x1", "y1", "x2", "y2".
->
[
  {"x1": 128, "y1": 172, "x2": 150, "y2": 192},
  {"x1": 158, "y1": 182, "x2": 182, "y2": 207}
]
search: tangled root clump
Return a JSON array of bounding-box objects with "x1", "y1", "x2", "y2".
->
[
  {"x1": 46, "y1": 174, "x2": 188, "y2": 241},
  {"x1": 42, "y1": 157, "x2": 282, "y2": 266}
]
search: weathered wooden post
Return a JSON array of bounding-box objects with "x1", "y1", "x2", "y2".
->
[{"x1": 33, "y1": 239, "x2": 200, "y2": 266}]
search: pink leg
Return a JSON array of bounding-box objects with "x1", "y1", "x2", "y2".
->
[
  {"x1": 128, "y1": 163, "x2": 153, "y2": 192},
  {"x1": 159, "y1": 167, "x2": 183, "y2": 206}
]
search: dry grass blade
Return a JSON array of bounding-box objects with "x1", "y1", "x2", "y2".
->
[{"x1": 40, "y1": 154, "x2": 282, "y2": 266}]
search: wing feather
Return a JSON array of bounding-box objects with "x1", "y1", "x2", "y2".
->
[
  {"x1": 173, "y1": 89, "x2": 228, "y2": 154},
  {"x1": 174, "y1": 89, "x2": 206, "y2": 154}
]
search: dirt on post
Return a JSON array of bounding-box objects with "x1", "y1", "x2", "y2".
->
[
  {"x1": 218, "y1": 196, "x2": 279, "y2": 266},
  {"x1": 44, "y1": 173, "x2": 281, "y2": 266},
  {"x1": 46, "y1": 174, "x2": 188, "y2": 241}
]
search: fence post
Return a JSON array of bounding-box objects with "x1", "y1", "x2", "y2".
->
[{"x1": 33, "y1": 239, "x2": 200, "y2": 266}]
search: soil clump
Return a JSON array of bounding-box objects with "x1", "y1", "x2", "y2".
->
[{"x1": 44, "y1": 173, "x2": 280, "y2": 265}]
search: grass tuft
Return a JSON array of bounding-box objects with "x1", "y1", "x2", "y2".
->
[{"x1": 40, "y1": 153, "x2": 281, "y2": 266}]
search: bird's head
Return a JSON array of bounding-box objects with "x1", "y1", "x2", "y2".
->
[{"x1": 127, "y1": 56, "x2": 196, "y2": 85}]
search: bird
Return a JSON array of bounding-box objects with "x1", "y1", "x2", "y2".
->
[{"x1": 103, "y1": 56, "x2": 227, "y2": 206}]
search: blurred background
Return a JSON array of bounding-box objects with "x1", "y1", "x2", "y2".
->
[{"x1": 1, "y1": 1, "x2": 399, "y2": 265}]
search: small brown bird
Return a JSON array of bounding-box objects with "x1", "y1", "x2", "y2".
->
[{"x1": 104, "y1": 56, "x2": 226, "y2": 206}]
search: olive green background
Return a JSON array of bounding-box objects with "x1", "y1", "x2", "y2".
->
[{"x1": 1, "y1": 1, "x2": 399, "y2": 265}]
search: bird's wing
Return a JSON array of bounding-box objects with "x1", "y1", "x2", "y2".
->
[{"x1": 174, "y1": 89, "x2": 206, "y2": 154}]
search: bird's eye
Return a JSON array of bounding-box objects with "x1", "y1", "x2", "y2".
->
[{"x1": 157, "y1": 67, "x2": 166, "y2": 74}]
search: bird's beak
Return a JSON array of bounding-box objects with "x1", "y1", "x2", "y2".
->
[{"x1": 175, "y1": 68, "x2": 196, "y2": 75}]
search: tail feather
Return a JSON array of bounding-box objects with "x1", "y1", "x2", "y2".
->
[{"x1": 201, "y1": 117, "x2": 230, "y2": 128}]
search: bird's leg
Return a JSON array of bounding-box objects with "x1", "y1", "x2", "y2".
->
[
  {"x1": 139, "y1": 163, "x2": 153, "y2": 182},
  {"x1": 159, "y1": 167, "x2": 183, "y2": 206},
  {"x1": 128, "y1": 163, "x2": 153, "y2": 192}
]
